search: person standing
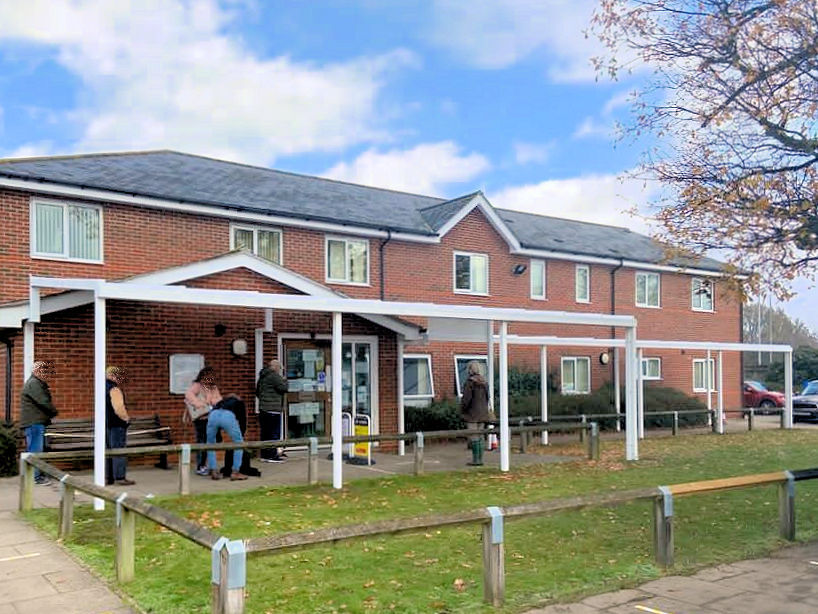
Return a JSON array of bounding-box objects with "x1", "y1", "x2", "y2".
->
[
  {"x1": 20, "y1": 360, "x2": 58, "y2": 484},
  {"x1": 185, "y1": 367, "x2": 222, "y2": 475},
  {"x1": 460, "y1": 361, "x2": 491, "y2": 466},
  {"x1": 106, "y1": 366, "x2": 135, "y2": 486},
  {"x1": 256, "y1": 359, "x2": 289, "y2": 463}
]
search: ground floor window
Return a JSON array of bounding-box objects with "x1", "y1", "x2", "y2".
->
[
  {"x1": 693, "y1": 358, "x2": 716, "y2": 392},
  {"x1": 454, "y1": 355, "x2": 488, "y2": 397},
  {"x1": 403, "y1": 354, "x2": 434, "y2": 405},
  {"x1": 561, "y1": 357, "x2": 590, "y2": 394},
  {"x1": 641, "y1": 357, "x2": 662, "y2": 380}
]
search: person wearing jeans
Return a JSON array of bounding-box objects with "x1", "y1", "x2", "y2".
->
[
  {"x1": 185, "y1": 367, "x2": 222, "y2": 475},
  {"x1": 20, "y1": 361, "x2": 59, "y2": 484},
  {"x1": 106, "y1": 366, "x2": 135, "y2": 486},
  {"x1": 206, "y1": 406, "x2": 247, "y2": 481}
]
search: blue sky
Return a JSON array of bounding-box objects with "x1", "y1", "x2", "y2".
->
[{"x1": 0, "y1": 0, "x2": 814, "y2": 331}]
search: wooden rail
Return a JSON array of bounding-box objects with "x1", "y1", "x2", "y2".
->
[{"x1": 18, "y1": 449, "x2": 811, "y2": 614}]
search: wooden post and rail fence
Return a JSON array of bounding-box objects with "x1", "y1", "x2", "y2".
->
[{"x1": 19, "y1": 441, "x2": 816, "y2": 613}]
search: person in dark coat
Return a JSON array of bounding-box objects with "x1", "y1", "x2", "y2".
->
[
  {"x1": 256, "y1": 359, "x2": 289, "y2": 462},
  {"x1": 460, "y1": 361, "x2": 492, "y2": 466},
  {"x1": 106, "y1": 366, "x2": 135, "y2": 486},
  {"x1": 20, "y1": 360, "x2": 58, "y2": 484}
]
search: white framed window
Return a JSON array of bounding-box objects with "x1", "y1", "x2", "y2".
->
[
  {"x1": 403, "y1": 354, "x2": 434, "y2": 401},
  {"x1": 454, "y1": 355, "x2": 488, "y2": 397},
  {"x1": 641, "y1": 357, "x2": 662, "y2": 380},
  {"x1": 561, "y1": 357, "x2": 591, "y2": 394},
  {"x1": 30, "y1": 199, "x2": 103, "y2": 263},
  {"x1": 693, "y1": 359, "x2": 716, "y2": 392},
  {"x1": 453, "y1": 251, "x2": 489, "y2": 295},
  {"x1": 230, "y1": 224, "x2": 282, "y2": 264},
  {"x1": 530, "y1": 260, "x2": 546, "y2": 300},
  {"x1": 691, "y1": 278, "x2": 714, "y2": 312},
  {"x1": 575, "y1": 265, "x2": 590, "y2": 303},
  {"x1": 326, "y1": 236, "x2": 369, "y2": 285},
  {"x1": 635, "y1": 271, "x2": 661, "y2": 308}
]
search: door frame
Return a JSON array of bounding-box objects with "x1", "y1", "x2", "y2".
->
[{"x1": 277, "y1": 333, "x2": 380, "y2": 435}]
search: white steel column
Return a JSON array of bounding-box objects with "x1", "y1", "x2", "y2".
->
[
  {"x1": 499, "y1": 322, "x2": 510, "y2": 472},
  {"x1": 784, "y1": 350, "x2": 794, "y2": 429},
  {"x1": 486, "y1": 321, "x2": 495, "y2": 410},
  {"x1": 717, "y1": 351, "x2": 724, "y2": 434},
  {"x1": 637, "y1": 348, "x2": 645, "y2": 439},
  {"x1": 540, "y1": 345, "x2": 548, "y2": 445},
  {"x1": 397, "y1": 336, "x2": 406, "y2": 456},
  {"x1": 23, "y1": 321, "x2": 34, "y2": 381},
  {"x1": 332, "y1": 312, "x2": 343, "y2": 489},
  {"x1": 614, "y1": 348, "x2": 621, "y2": 432},
  {"x1": 706, "y1": 349, "x2": 713, "y2": 425},
  {"x1": 93, "y1": 297, "x2": 106, "y2": 511},
  {"x1": 625, "y1": 328, "x2": 638, "y2": 461}
]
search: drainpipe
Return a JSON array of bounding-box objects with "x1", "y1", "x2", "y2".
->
[
  {"x1": 379, "y1": 230, "x2": 393, "y2": 301},
  {"x1": 610, "y1": 259, "x2": 625, "y2": 406},
  {"x1": 1, "y1": 334, "x2": 11, "y2": 425}
]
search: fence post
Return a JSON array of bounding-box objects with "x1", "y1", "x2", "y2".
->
[
  {"x1": 57, "y1": 475, "x2": 74, "y2": 540},
  {"x1": 19, "y1": 453, "x2": 33, "y2": 512},
  {"x1": 179, "y1": 444, "x2": 191, "y2": 496},
  {"x1": 308, "y1": 437, "x2": 319, "y2": 486},
  {"x1": 780, "y1": 409, "x2": 786, "y2": 429},
  {"x1": 518, "y1": 420, "x2": 527, "y2": 453},
  {"x1": 672, "y1": 411, "x2": 679, "y2": 436},
  {"x1": 482, "y1": 506, "x2": 505, "y2": 607},
  {"x1": 748, "y1": 408, "x2": 754, "y2": 432},
  {"x1": 653, "y1": 486, "x2": 674, "y2": 567},
  {"x1": 115, "y1": 493, "x2": 135, "y2": 583},
  {"x1": 587, "y1": 422, "x2": 600, "y2": 460},
  {"x1": 579, "y1": 415, "x2": 587, "y2": 443},
  {"x1": 213, "y1": 540, "x2": 246, "y2": 614},
  {"x1": 414, "y1": 432, "x2": 424, "y2": 476},
  {"x1": 779, "y1": 471, "x2": 795, "y2": 541}
]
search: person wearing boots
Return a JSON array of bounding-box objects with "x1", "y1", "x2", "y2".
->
[{"x1": 460, "y1": 361, "x2": 491, "y2": 466}]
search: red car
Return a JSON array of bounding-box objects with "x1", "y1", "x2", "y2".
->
[{"x1": 743, "y1": 380, "x2": 785, "y2": 411}]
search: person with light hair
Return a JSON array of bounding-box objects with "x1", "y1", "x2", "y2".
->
[
  {"x1": 256, "y1": 359, "x2": 289, "y2": 463},
  {"x1": 460, "y1": 360, "x2": 491, "y2": 466},
  {"x1": 106, "y1": 366, "x2": 135, "y2": 486},
  {"x1": 20, "y1": 360, "x2": 58, "y2": 484}
]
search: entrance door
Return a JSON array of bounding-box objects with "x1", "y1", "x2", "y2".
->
[
  {"x1": 283, "y1": 340, "x2": 330, "y2": 439},
  {"x1": 342, "y1": 342, "x2": 375, "y2": 427}
]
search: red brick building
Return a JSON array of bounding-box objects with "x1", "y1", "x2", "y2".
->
[{"x1": 0, "y1": 151, "x2": 742, "y2": 443}]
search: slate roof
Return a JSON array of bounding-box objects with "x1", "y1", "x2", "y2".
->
[{"x1": 0, "y1": 150, "x2": 725, "y2": 271}]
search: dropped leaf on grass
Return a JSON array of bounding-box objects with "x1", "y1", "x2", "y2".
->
[
  {"x1": 453, "y1": 578, "x2": 466, "y2": 592},
  {"x1": 363, "y1": 579, "x2": 375, "y2": 588}
]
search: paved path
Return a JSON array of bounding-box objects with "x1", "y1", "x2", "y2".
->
[{"x1": 0, "y1": 478, "x2": 134, "y2": 614}]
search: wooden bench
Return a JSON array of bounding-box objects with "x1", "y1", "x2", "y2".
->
[{"x1": 44, "y1": 415, "x2": 172, "y2": 469}]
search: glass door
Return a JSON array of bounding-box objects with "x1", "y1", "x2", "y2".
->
[
  {"x1": 342, "y1": 342, "x2": 372, "y2": 420},
  {"x1": 283, "y1": 340, "x2": 330, "y2": 439}
]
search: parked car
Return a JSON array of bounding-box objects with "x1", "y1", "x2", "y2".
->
[
  {"x1": 793, "y1": 380, "x2": 818, "y2": 422},
  {"x1": 743, "y1": 380, "x2": 785, "y2": 414}
]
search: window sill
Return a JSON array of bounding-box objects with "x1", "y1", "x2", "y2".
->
[
  {"x1": 692, "y1": 308, "x2": 715, "y2": 313},
  {"x1": 635, "y1": 303, "x2": 662, "y2": 309},
  {"x1": 326, "y1": 279, "x2": 371, "y2": 287},
  {"x1": 454, "y1": 290, "x2": 490, "y2": 297},
  {"x1": 31, "y1": 254, "x2": 104, "y2": 265}
]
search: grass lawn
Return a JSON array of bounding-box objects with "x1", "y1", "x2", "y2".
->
[{"x1": 24, "y1": 429, "x2": 818, "y2": 613}]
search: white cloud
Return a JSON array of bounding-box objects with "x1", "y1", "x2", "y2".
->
[
  {"x1": 489, "y1": 172, "x2": 659, "y2": 233},
  {"x1": 324, "y1": 141, "x2": 491, "y2": 195},
  {"x1": 0, "y1": 0, "x2": 418, "y2": 165},
  {"x1": 427, "y1": 0, "x2": 602, "y2": 82},
  {"x1": 573, "y1": 117, "x2": 615, "y2": 140},
  {"x1": 513, "y1": 141, "x2": 553, "y2": 165}
]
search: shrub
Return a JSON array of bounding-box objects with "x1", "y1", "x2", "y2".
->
[
  {"x1": 405, "y1": 399, "x2": 465, "y2": 433},
  {"x1": 0, "y1": 422, "x2": 20, "y2": 477}
]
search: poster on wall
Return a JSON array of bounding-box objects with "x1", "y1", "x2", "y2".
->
[{"x1": 169, "y1": 354, "x2": 205, "y2": 394}]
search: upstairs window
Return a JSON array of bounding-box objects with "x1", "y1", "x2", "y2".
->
[
  {"x1": 635, "y1": 271, "x2": 661, "y2": 308},
  {"x1": 691, "y1": 278, "x2": 714, "y2": 311},
  {"x1": 32, "y1": 200, "x2": 102, "y2": 262},
  {"x1": 231, "y1": 224, "x2": 282, "y2": 264},
  {"x1": 454, "y1": 252, "x2": 488, "y2": 295},
  {"x1": 530, "y1": 260, "x2": 546, "y2": 299},
  {"x1": 326, "y1": 237, "x2": 369, "y2": 285},
  {"x1": 575, "y1": 265, "x2": 590, "y2": 303},
  {"x1": 561, "y1": 357, "x2": 591, "y2": 394}
]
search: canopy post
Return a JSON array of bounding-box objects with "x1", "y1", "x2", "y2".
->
[
  {"x1": 706, "y1": 349, "x2": 713, "y2": 426},
  {"x1": 625, "y1": 328, "x2": 638, "y2": 461},
  {"x1": 93, "y1": 296, "x2": 106, "y2": 510},
  {"x1": 717, "y1": 351, "x2": 725, "y2": 434},
  {"x1": 332, "y1": 312, "x2": 343, "y2": 489},
  {"x1": 487, "y1": 321, "x2": 495, "y2": 410},
  {"x1": 499, "y1": 322, "x2": 509, "y2": 472},
  {"x1": 397, "y1": 336, "x2": 406, "y2": 456},
  {"x1": 540, "y1": 345, "x2": 548, "y2": 445},
  {"x1": 23, "y1": 321, "x2": 34, "y2": 382},
  {"x1": 637, "y1": 348, "x2": 645, "y2": 440},
  {"x1": 784, "y1": 350, "x2": 793, "y2": 429}
]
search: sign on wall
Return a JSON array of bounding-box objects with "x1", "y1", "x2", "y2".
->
[{"x1": 169, "y1": 354, "x2": 205, "y2": 394}]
